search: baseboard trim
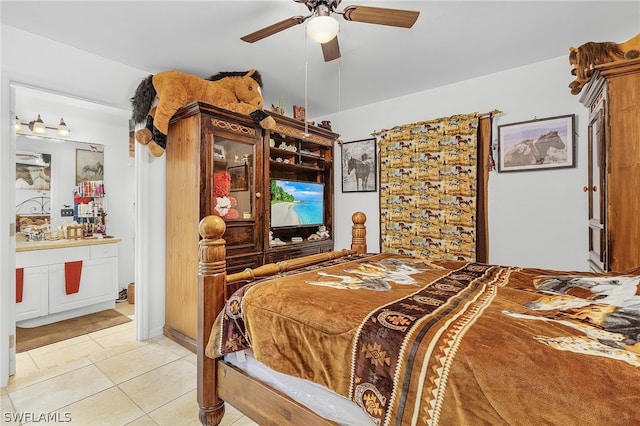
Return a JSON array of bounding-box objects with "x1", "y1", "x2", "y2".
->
[{"x1": 163, "y1": 325, "x2": 196, "y2": 353}]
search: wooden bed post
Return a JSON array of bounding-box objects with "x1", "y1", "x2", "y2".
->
[
  {"x1": 197, "y1": 215, "x2": 227, "y2": 426},
  {"x1": 196, "y1": 211, "x2": 367, "y2": 426},
  {"x1": 351, "y1": 211, "x2": 367, "y2": 254}
]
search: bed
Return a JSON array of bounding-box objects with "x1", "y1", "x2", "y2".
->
[{"x1": 196, "y1": 212, "x2": 640, "y2": 426}]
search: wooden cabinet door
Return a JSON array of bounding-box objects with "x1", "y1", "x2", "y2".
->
[
  {"x1": 205, "y1": 116, "x2": 264, "y2": 260},
  {"x1": 587, "y1": 105, "x2": 607, "y2": 272},
  {"x1": 581, "y1": 59, "x2": 640, "y2": 272}
]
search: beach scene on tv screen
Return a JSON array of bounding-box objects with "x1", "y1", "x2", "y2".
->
[{"x1": 271, "y1": 179, "x2": 324, "y2": 227}]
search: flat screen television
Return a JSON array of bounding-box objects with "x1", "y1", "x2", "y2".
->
[{"x1": 270, "y1": 179, "x2": 324, "y2": 228}]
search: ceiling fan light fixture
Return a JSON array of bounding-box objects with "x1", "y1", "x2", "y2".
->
[{"x1": 307, "y1": 15, "x2": 339, "y2": 43}]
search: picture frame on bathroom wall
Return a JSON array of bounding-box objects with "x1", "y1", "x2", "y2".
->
[
  {"x1": 15, "y1": 151, "x2": 51, "y2": 190},
  {"x1": 76, "y1": 148, "x2": 104, "y2": 184}
]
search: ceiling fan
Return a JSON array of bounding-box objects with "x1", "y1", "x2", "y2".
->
[{"x1": 240, "y1": 0, "x2": 419, "y2": 62}]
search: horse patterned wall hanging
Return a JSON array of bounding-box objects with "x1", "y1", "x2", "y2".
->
[
  {"x1": 130, "y1": 70, "x2": 276, "y2": 157},
  {"x1": 568, "y1": 33, "x2": 640, "y2": 95}
]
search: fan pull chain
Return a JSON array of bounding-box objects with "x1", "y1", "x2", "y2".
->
[
  {"x1": 338, "y1": 57, "x2": 341, "y2": 130},
  {"x1": 303, "y1": 28, "x2": 309, "y2": 138}
]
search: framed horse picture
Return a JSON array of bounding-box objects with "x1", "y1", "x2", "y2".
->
[
  {"x1": 497, "y1": 114, "x2": 576, "y2": 172},
  {"x1": 341, "y1": 138, "x2": 377, "y2": 192},
  {"x1": 76, "y1": 148, "x2": 104, "y2": 184}
]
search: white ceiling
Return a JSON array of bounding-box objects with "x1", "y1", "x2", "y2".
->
[{"x1": 2, "y1": 1, "x2": 639, "y2": 118}]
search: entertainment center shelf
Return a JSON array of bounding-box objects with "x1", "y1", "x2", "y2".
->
[
  {"x1": 266, "y1": 238, "x2": 334, "y2": 263},
  {"x1": 270, "y1": 159, "x2": 328, "y2": 172},
  {"x1": 269, "y1": 144, "x2": 331, "y2": 172},
  {"x1": 164, "y1": 102, "x2": 338, "y2": 350},
  {"x1": 266, "y1": 112, "x2": 336, "y2": 252}
]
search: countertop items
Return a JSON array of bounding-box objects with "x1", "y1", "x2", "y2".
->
[{"x1": 16, "y1": 236, "x2": 121, "y2": 252}]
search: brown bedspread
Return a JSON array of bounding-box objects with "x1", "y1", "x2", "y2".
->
[{"x1": 207, "y1": 254, "x2": 640, "y2": 425}]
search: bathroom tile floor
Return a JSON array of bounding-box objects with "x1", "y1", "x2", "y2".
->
[{"x1": 1, "y1": 303, "x2": 257, "y2": 426}]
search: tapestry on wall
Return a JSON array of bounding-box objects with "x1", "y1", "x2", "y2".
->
[{"x1": 373, "y1": 112, "x2": 493, "y2": 262}]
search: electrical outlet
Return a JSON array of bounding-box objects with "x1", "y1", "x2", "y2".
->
[{"x1": 61, "y1": 208, "x2": 74, "y2": 217}]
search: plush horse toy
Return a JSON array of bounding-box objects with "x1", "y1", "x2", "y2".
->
[
  {"x1": 568, "y1": 33, "x2": 640, "y2": 95},
  {"x1": 131, "y1": 70, "x2": 276, "y2": 157}
]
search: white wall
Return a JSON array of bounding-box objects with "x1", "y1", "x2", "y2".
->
[{"x1": 328, "y1": 56, "x2": 590, "y2": 271}]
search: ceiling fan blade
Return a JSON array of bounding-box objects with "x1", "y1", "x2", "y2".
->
[
  {"x1": 321, "y1": 36, "x2": 341, "y2": 62},
  {"x1": 241, "y1": 16, "x2": 307, "y2": 43},
  {"x1": 342, "y1": 5, "x2": 419, "y2": 28}
]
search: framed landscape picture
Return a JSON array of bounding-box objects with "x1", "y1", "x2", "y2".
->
[{"x1": 497, "y1": 114, "x2": 575, "y2": 172}]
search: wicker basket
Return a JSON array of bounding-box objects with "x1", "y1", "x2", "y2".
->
[{"x1": 127, "y1": 282, "x2": 135, "y2": 304}]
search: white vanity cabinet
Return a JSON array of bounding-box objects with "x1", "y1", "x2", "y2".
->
[
  {"x1": 16, "y1": 239, "x2": 120, "y2": 327},
  {"x1": 15, "y1": 266, "x2": 48, "y2": 322}
]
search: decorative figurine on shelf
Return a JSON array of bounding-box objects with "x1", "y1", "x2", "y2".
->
[
  {"x1": 293, "y1": 105, "x2": 306, "y2": 121},
  {"x1": 212, "y1": 171, "x2": 239, "y2": 220},
  {"x1": 271, "y1": 99, "x2": 285, "y2": 115},
  {"x1": 318, "y1": 120, "x2": 332, "y2": 131},
  {"x1": 269, "y1": 231, "x2": 286, "y2": 246},
  {"x1": 130, "y1": 69, "x2": 276, "y2": 157},
  {"x1": 316, "y1": 225, "x2": 330, "y2": 240}
]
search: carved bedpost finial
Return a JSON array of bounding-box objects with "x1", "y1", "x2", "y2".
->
[
  {"x1": 351, "y1": 211, "x2": 367, "y2": 254},
  {"x1": 198, "y1": 215, "x2": 227, "y2": 426},
  {"x1": 199, "y1": 215, "x2": 226, "y2": 241},
  {"x1": 198, "y1": 215, "x2": 226, "y2": 275}
]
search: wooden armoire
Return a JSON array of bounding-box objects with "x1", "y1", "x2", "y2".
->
[
  {"x1": 580, "y1": 58, "x2": 640, "y2": 272},
  {"x1": 164, "y1": 102, "x2": 338, "y2": 350}
]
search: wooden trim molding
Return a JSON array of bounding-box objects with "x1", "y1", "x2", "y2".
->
[
  {"x1": 210, "y1": 118, "x2": 257, "y2": 137},
  {"x1": 271, "y1": 123, "x2": 334, "y2": 146}
]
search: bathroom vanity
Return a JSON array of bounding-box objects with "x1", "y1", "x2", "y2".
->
[
  {"x1": 14, "y1": 131, "x2": 122, "y2": 327},
  {"x1": 16, "y1": 237, "x2": 120, "y2": 327}
]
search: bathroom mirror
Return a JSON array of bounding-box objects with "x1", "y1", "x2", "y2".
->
[
  {"x1": 15, "y1": 134, "x2": 104, "y2": 232},
  {"x1": 15, "y1": 149, "x2": 51, "y2": 232}
]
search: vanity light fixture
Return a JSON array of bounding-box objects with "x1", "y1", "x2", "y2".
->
[
  {"x1": 15, "y1": 114, "x2": 71, "y2": 137},
  {"x1": 15, "y1": 116, "x2": 23, "y2": 133},
  {"x1": 31, "y1": 114, "x2": 46, "y2": 134},
  {"x1": 57, "y1": 118, "x2": 69, "y2": 137}
]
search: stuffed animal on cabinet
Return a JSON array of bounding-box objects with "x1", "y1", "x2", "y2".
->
[
  {"x1": 568, "y1": 33, "x2": 640, "y2": 94},
  {"x1": 130, "y1": 70, "x2": 276, "y2": 157}
]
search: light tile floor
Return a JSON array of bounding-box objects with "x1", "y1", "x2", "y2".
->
[{"x1": 1, "y1": 303, "x2": 257, "y2": 426}]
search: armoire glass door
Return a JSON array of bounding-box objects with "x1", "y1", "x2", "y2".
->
[{"x1": 211, "y1": 137, "x2": 256, "y2": 221}]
